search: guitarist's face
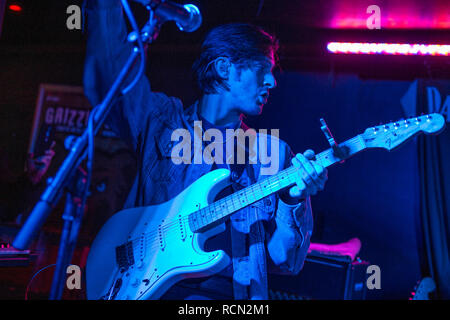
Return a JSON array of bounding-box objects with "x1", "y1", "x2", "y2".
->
[{"x1": 227, "y1": 58, "x2": 276, "y2": 116}]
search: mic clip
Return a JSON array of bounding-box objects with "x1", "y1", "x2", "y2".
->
[{"x1": 127, "y1": 8, "x2": 161, "y2": 44}]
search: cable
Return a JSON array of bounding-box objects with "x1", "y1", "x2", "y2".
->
[
  {"x1": 83, "y1": 108, "x2": 95, "y2": 216},
  {"x1": 25, "y1": 264, "x2": 57, "y2": 300}
]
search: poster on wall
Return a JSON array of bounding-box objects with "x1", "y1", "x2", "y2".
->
[
  {"x1": 401, "y1": 79, "x2": 450, "y2": 122},
  {"x1": 417, "y1": 79, "x2": 450, "y2": 122},
  {"x1": 28, "y1": 84, "x2": 136, "y2": 241}
]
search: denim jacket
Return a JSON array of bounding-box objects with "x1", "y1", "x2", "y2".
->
[{"x1": 83, "y1": 0, "x2": 313, "y2": 300}]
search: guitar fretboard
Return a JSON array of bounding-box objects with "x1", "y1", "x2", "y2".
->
[{"x1": 188, "y1": 135, "x2": 367, "y2": 232}]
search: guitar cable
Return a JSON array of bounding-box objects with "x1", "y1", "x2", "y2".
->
[{"x1": 25, "y1": 264, "x2": 57, "y2": 300}]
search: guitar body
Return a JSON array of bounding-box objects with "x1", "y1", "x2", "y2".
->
[{"x1": 86, "y1": 169, "x2": 232, "y2": 300}]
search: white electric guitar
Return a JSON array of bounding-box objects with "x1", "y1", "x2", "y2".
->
[{"x1": 86, "y1": 114, "x2": 445, "y2": 300}]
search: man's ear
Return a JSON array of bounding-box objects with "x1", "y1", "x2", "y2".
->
[{"x1": 214, "y1": 57, "x2": 231, "y2": 79}]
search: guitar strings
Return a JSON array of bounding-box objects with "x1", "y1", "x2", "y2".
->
[
  {"x1": 127, "y1": 153, "x2": 330, "y2": 249},
  {"x1": 127, "y1": 175, "x2": 286, "y2": 247},
  {"x1": 125, "y1": 136, "x2": 364, "y2": 252},
  {"x1": 124, "y1": 124, "x2": 435, "y2": 256},
  {"x1": 126, "y1": 171, "x2": 293, "y2": 248},
  {"x1": 126, "y1": 166, "x2": 297, "y2": 249},
  {"x1": 125, "y1": 137, "x2": 361, "y2": 247}
]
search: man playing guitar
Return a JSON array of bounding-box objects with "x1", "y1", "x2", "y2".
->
[{"x1": 83, "y1": 0, "x2": 327, "y2": 300}]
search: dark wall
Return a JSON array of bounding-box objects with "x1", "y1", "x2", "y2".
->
[{"x1": 0, "y1": 44, "x2": 86, "y2": 172}]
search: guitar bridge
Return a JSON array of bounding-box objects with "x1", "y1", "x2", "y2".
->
[{"x1": 115, "y1": 241, "x2": 134, "y2": 271}]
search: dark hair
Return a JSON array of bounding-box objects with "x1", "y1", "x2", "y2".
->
[{"x1": 192, "y1": 23, "x2": 279, "y2": 94}]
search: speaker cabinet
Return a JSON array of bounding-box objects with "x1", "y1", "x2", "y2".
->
[{"x1": 269, "y1": 251, "x2": 369, "y2": 300}]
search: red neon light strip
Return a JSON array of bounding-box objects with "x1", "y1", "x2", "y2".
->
[
  {"x1": 327, "y1": 42, "x2": 450, "y2": 56},
  {"x1": 8, "y1": 4, "x2": 23, "y2": 12}
]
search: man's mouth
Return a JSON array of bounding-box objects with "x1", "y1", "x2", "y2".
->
[{"x1": 258, "y1": 92, "x2": 269, "y2": 104}]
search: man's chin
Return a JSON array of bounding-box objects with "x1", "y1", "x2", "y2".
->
[
  {"x1": 241, "y1": 104, "x2": 264, "y2": 116},
  {"x1": 252, "y1": 104, "x2": 264, "y2": 115},
  {"x1": 256, "y1": 104, "x2": 264, "y2": 114}
]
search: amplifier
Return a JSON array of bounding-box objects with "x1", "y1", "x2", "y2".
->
[{"x1": 269, "y1": 251, "x2": 369, "y2": 300}]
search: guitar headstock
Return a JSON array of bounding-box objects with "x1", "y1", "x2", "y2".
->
[{"x1": 362, "y1": 113, "x2": 446, "y2": 151}]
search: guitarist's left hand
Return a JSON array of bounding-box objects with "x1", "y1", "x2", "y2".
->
[{"x1": 280, "y1": 149, "x2": 328, "y2": 204}]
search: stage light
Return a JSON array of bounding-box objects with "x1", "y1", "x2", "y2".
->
[
  {"x1": 8, "y1": 4, "x2": 23, "y2": 12},
  {"x1": 327, "y1": 42, "x2": 450, "y2": 56}
]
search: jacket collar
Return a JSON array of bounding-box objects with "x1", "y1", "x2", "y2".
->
[{"x1": 183, "y1": 101, "x2": 257, "y2": 154}]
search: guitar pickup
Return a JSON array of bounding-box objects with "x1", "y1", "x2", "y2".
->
[
  {"x1": 158, "y1": 225, "x2": 166, "y2": 250},
  {"x1": 177, "y1": 217, "x2": 187, "y2": 241},
  {"x1": 115, "y1": 241, "x2": 134, "y2": 271}
]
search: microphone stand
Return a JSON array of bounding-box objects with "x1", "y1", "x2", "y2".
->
[{"x1": 13, "y1": 12, "x2": 161, "y2": 300}]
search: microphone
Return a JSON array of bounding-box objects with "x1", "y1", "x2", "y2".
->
[{"x1": 141, "y1": 0, "x2": 202, "y2": 32}]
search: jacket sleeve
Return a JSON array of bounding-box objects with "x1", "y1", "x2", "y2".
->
[
  {"x1": 267, "y1": 143, "x2": 314, "y2": 275},
  {"x1": 83, "y1": 0, "x2": 179, "y2": 151}
]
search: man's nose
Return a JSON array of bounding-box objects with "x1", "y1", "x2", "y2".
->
[{"x1": 264, "y1": 73, "x2": 277, "y2": 89}]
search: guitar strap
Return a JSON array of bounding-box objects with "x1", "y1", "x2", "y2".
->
[
  {"x1": 229, "y1": 158, "x2": 269, "y2": 299},
  {"x1": 203, "y1": 116, "x2": 270, "y2": 299}
]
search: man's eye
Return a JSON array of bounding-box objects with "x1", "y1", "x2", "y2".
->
[{"x1": 259, "y1": 65, "x2": 271, "y2": 73}]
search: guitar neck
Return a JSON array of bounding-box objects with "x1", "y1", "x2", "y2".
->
[{"x1": 188, "y1": 134, "x2": 367, "y2": 232}]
